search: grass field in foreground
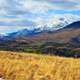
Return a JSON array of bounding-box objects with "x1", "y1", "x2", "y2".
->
[{"x1": 0, "y1": 51, "x2": 80, "y2": 80}]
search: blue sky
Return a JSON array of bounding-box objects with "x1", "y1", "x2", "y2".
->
[{"x1": 0, "y1": 0, "x2": 80, "y2": 34}]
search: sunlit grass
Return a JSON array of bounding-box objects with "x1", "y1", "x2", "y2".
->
[{"x1": 0, "y1": 51, "x2": 80, "y2": 80}]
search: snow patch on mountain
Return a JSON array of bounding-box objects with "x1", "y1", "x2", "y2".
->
[{"x1": 28, "y1": 14, "x2": 80, "y2": 31}]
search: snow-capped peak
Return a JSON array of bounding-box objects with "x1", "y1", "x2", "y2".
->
[{"x1": 31, "y1": 14, "x2": 80, "y2": 31}]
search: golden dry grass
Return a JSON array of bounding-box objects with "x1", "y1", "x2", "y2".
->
[{"x1": 0, "y1": 51, "x2": 80, "y2": 80}]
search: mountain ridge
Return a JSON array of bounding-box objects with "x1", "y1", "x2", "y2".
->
[
  {"x1": 1, "y1": 21, "x2": 80, "y2": 43},
  {"x1": 0, "y1": 21, "x2": 80, "y2": 56}
]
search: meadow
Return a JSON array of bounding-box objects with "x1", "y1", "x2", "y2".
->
[{"x1": 0, "y1": 51, "x2": 80, "y2": 80}]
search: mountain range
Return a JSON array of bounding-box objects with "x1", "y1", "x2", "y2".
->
[
  {"x1": 5, "y1": 21, "x2": 80, "y2": 43},
  {"x1": 0, "y1": 21, "x2": 80, "y2": 57}
]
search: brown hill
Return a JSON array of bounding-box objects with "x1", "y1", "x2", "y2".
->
[{"x1": 14, "y1": 21, "x2": 80, "y2": 43}]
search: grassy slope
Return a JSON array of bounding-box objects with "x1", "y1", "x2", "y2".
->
[{"x1": 0, "y1": 51, "x2": 80, "y2": 80}]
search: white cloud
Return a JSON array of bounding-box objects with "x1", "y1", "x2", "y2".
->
[
  {"x1": 0, "y1": 0, "x2": 80, "y2": 33},
  {"x1": 16, "y1": 0, "x2": 80, "y2": 14},
  {"x1": 0, "y1": 26, "x2": 32, "y2": 34},
  {"x1": 17, "y1": 0, "x2": 51, "y2": 14}
]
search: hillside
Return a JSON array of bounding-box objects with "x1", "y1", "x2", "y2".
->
[
  {"x1": 0, "y1": 21, "x2": 80, "y2": 57},
  {"x1": 0, "y1": 51, "x2": 80, "y2": 80},
  {"x1": 6, "y1": 21, "x2": 80, "y2": 43}
]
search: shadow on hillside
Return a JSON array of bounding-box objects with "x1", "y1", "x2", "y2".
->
[{"x1": 0, "y1": 41, "x2": 80, "y2": 58}]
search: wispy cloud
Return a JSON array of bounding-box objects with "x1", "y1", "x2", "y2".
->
[{"x1": 0, "y1": 0, "x2": 80, "y2": 34}]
